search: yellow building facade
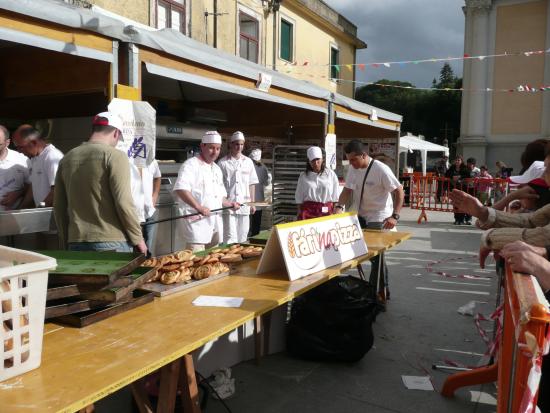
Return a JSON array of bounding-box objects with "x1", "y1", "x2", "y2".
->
[
  {"x1": 74, "y1": 0, "x2": 365, "y2": 99},
  {"x1": 460, "y1": 0, "x2": 550, "y2": 172}
]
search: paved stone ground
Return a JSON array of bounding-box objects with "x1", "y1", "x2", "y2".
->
[
  {"x1": 203, "y1": 208, "x2": 498, "y2": 413},
  {"x1": 97, "y1": 207, "x2": 499, "y2": 413}
]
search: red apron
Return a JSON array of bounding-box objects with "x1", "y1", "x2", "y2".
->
[{"x1": 298, "y1": 201, "x2": 334, "y2": 220}]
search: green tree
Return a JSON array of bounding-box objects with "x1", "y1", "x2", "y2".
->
[{"x1": 355, "y1": 64, "x2": 461, "y2": 149}]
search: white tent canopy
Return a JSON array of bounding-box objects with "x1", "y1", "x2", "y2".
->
[{"x1": 399, "y1": 134, "x2": 449, "y2": 175}]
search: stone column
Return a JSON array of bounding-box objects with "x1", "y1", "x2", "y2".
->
[{"x1": 459, "y1": 0, "x2": 492, "y2": 162}]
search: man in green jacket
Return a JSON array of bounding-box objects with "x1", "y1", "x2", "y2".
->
[{"x1": 53, "y1": 112, "x2": 147, "y2": 254}]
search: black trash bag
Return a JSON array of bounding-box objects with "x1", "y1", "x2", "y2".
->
[{"x1": 286, "y1": 276, "x2": 380, "y2": 362}]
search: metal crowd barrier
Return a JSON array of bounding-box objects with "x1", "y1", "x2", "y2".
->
[
  {"x1": 441, "y1": 265, "x2": 550, "y2": 412},
  {"x1": 405, "y1": 176, "x2": 509, "y2": 223}
]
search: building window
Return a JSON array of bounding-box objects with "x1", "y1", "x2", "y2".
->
[
  {"x1": 280, "y1": 18, "x2": 293, "y2": 62},
  {"x1": 157, "y1": 0, "x2": 185, "y2": 34},
  {"x1": 239, "y1": 12, "x2": 259, "y2": 63},
  {"x1": 330, "y1": 46, "x2": 340, "y2": 81}
]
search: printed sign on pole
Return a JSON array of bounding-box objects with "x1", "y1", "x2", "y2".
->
[
  {"x1": 325, "y1": 133, "x2": 337, "y2": 170},
  {"x1": 108, "y1": 98, "x2": 156, "y2": 167},
  {"x1": 256, "y1": 73, "x2": 272, "y2": 92},
  {"x1": 256, "y1": 212, "x2": 368, "y2": 281}
]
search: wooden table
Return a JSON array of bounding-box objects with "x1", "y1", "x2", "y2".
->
[{"x1": 0, "y1": 231, "x2": 410, "y2": 413}]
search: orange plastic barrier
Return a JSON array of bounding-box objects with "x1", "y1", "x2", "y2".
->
[
  {"x1": 441, "y1": 266, "x2": 550, "y2": 412},
  {"x1": 407, "y1": 176, "x2": 508, "y2": 223}
]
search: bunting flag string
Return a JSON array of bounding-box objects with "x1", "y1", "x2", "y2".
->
[
  {"x1": 279, "y1": 68, "x2": 550, "y2": 93},
  {"x1": 279, "y1": 47, "x2": 550, "y2": 71}
]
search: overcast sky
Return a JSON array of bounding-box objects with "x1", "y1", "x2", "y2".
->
[{"x1": 323, "y1": 0, "x2": 465, "y2": 88}]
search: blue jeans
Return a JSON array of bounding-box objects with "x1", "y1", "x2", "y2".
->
[
  {"x1": 359, "y1": 220, "x2": 389, "y2": 290},
  {"x1": 142, "y1": 216, "x2": 157, "y2": 253},
  {"x1": 68, "y1": 241, "x2": 133, "y2": 252}
]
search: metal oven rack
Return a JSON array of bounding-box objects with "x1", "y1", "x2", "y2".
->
[{"x1": 272, "y1": 145, "x2": 310, "y2": 225}]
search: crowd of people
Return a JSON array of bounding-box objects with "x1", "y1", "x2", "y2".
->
[
  {"x1": 449, "y1": 137, "x2": 550, "y2": 410},
  {"x1": 0, "y1": 113, "x2": 275, "y2": 255}
]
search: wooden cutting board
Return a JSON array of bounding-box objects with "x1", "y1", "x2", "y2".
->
[
  {"x1": 52, "y1": 290, "x2": 154, "y2": 328},
  {"x1": 37, "y1": 250, "x2": 145, "y2": 287},
  {"x1": 141, "y1": 270, "x2": 230, "y2": 297}
]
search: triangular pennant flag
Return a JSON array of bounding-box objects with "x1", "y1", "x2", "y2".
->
[
  {"x1": 358, "y1": 63, "x2": 366, "y2": 71},
  {"x1": 334, "y1": 65, "x2": 340, "y2": 73},
  {"x1": 383, "y1": 62, "x2": 391, "y2": 68},
  {"x1": 345, "y1": 64, "x2": 353, "y2": 71},
  {"x1": 478, "y1": 56, "x2": 485, "y2": 61},
  {"x1": 371, "y1": 63, "x2": 380, "y2": 68},
  {"x1": 464, "y1": 54, "x2": 470, "y2": 58}
]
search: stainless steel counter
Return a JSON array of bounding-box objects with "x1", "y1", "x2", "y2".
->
[{"x1": 0, "y1": 207, "x2": 56, "y2": 237}]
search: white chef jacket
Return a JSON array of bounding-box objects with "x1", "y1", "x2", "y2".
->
[
  {"x1": 173, "y1": 156, "x2": 227, "y2": 244},
  {"x1": 0, "y1": 149, "x2": 30, "y2": 211},
  {"x1": 129, "y1": 163, "x2": 145, "y2": 222},
  {"x1": 29, "y1": 144, "x2": 63, "y2": 206},
  {"x1": 218, "y1": 154, "x2": 259, "y2": 215},
  {"x1": 344, "y1": 159, "x2": 401, "y2": 223},
  {"x1": 295, "y1": 168, "x2": 339, "y2": 204},
  {"x1": 129, "y1": 160, "x2": 162, "y2": 222},
  {"x1": 143, "y1": 160, "x2": 161, "y2": 219}
]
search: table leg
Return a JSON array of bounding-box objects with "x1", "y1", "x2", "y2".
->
[
  {"x1": 262, "y1": 312, "x2": 272, "y2": 357},
  {"x1": 130, "y1": 378, "x2": 154, "y2": 413},
  {"x1": 254, "y1": 316, "x2": 262, "y2": 365},
  {"x1": 157, "y1": 359, "x2": 181, "y2": 413},
  {"x1": 178, "y1": 354, "x2": 201, "y2": 413}
]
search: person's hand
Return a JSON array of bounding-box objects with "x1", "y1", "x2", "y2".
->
[
  {"x1": 383, "y1": 216, "x2": 397, "y2": 230},
  {"x1": 479, "y1": 246, "x2": 494, "y2": 269},
  {"x1": 510, "y1": 185, "x2": 539, "y2": 201},
  {"x1": 0, "y1": 190, "x2": 23, "y2": 208},
  {"x1": 450, "y1": 189, "x2": 487, "y2": 219},
  {"x1": 135, "y1": 240, "x2": 148, "y2": 255},
  {"x1": 250, "y1": 205, "x2": 256, "y2": 214},
  {"x1": 231, "y1": 202, "x2": 241, "y2": 211},
  {"x1": 198, "y1": 206, "x2": 211, "y2": 216},
  {"x1": 501, "y1": 241, "x2": 547, "y2": 259},
  {"x1": 500, "y1": 248, "x2": 546, "y2": 276}
]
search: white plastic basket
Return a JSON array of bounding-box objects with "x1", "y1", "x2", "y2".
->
[{"x1": 0, "y1": 246, "x2": 56, "y2": 382}]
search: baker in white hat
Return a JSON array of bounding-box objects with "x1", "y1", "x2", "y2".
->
[
  {"x1": 295, "y1": 146, "x2": 340, "y2": 220},
  {"x1": 173, "y1": 131, "x2": 240, "y2": 251},
  {"x1": 218, "y1": 131, "x2": 259, "y2": 243}
]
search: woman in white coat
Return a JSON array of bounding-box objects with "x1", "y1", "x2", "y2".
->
[{"x1": 295, "y1": 146, "x2": 340, "y2": 220}]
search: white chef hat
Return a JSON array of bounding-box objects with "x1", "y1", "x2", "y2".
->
[
  {"x1": 250, "y1": 149, "x2": 262, "y2": 161},
  {"x1": 307, "y1": 146, "x2": 323, "y2": 161},
  {"x1": 509, "y1": 161, "x2": 545, "y2": 184},
  {"x1": 231, "y1": 131, "x2": 245, "y2": 142},
  {"x1": 202, "y1": 131, "x2": 222, "y2": 144}
]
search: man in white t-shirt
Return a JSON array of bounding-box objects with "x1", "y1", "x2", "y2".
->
[
  {"x1": 173, "y1": 131, "x2": 240, "y2": 251},
  {"x1": 0, "y1": 125, "x2": 30, "y2": 211},
  {"x1": 336, "y1": 140, "x2": 404, "y2": 304},
  {"x1": 218, "y1": 131, "x2": 259, "y2": 243},
  {"x1": 13, "y1": 125, "x2": 63, "y2": 207}
]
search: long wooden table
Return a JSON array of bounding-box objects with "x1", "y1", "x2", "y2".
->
[{"x1": 0, "y1": 231, "x2": 410, "y2": 413}]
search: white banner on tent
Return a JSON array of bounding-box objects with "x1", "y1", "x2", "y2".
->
[
  {"x1": 256, "y1": 213, "x2": 368, "y2": 281},
  {"x1": 325, "y1": 133, "x2": 337, "y2": 170},
  {"x1": 108, "y1": 98, "x2": 156, "y2": 167}
]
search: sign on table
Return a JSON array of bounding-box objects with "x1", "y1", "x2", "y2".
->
[
  {"x1": 257, "y1": 212, "x2": 368, "y2": 281},
  {"x1": 109, "y1": 98, "x2": 156, "y2": 167}
]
